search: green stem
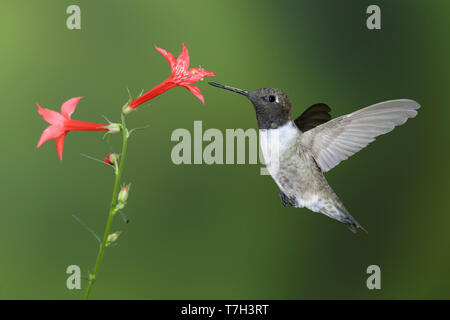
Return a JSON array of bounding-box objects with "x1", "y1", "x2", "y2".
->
[{"x1": 84, "y1": 113, "x2": 129, "y2": 300}]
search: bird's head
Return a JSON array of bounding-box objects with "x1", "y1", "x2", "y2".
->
[{"x1": 209, "y1": 82, "x2": 292, "y2": 129}]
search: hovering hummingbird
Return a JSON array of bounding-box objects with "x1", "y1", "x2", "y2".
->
[{"x1": 209, "y1": 82, "x2": 420, "y2": 232}]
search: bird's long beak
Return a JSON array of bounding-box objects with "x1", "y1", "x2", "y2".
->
[{"x1": 209, "y1": 82, "x2": 249, "y2": 97}]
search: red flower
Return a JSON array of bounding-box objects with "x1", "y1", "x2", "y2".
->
[
  {"x1": 104, "y1": 153, "x2": 119, "y2": 166},
  {"x1": 104, "y1": 154, "x2": 114, "y2": 166},
  {"x1": 126, "y1": 43, "x2": 215, "y2": 112},
  {"x1": 36, "y1": 97, "x2": 113, "y2": 160}
]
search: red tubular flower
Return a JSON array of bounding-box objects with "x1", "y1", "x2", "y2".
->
[
  {"x1": 36, "y1": 97, "x2": 113, "y2": 160},
  {"x1": 126, "y1": 43, "x2": 216, "y2": 112}
]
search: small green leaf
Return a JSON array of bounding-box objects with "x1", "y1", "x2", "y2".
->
[
  {"x1": 129, "y1": 124, "x2": 151, "y2": 135},
  {"x1": 72, "y1": 215, "x2": 101, "y2": 244},
  {"x1": 80, "y1": 153, "x2": 112, "y2": 167},
  {"x1": 126, "y1": 87, "x2": 133, "y2": 101},
  {"x1": 100, "y1": 114, "x2": 113, "y2": 124}
]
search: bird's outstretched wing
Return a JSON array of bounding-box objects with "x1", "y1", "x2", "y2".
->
[
  {"x1": 299, "y1": 99, "x2": 420, "y2": 172},
  {"x1": 294, "y1": 103, "x2": 332, "y2": 132}
]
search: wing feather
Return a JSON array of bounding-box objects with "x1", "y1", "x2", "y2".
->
[
  {"x1": 299, "y1": 99, "x2": 420, "y2": 172},
  {"x1": 294, "y1": 103, "x2": 332, "y2": 132}
]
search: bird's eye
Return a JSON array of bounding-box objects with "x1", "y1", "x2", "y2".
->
[{"x1": 268, "y1": 95, "x2": 276, "y2": 102}]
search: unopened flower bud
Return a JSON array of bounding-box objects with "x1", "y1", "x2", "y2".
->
[
  {"x1": 104, "y1": 153, "x2": 119, "y2": 166},
  {"x1": 106, "y1": 231, "x2": 121, "y2": 247},
  {"x1": 118, "y1": 184, "x2": 130, "y2": 203},
  {"x1": 106, "y1": 123, "x2": 121, "y2": 133}
]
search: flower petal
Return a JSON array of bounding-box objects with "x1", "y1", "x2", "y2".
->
[
  {"x1": 197, "y1": 69, "x2": 216, "y2": 78},
  {"x1": 55, "y1": 132, "x2": 68, "y2": 160},
  {"x1": 155, "y1": 45, "x2": 177, "y2": 70},
  {"x1": 183, "y1": 85, "x2": 205, "y2": 104},
  {"x1": 37, "y1": 125, "x2": 65, "y2": 148},
  {"x1": 37, "y1": 104, "x2": 66, "y2": 125},
  {"x1": 175, "y1": 42, "x2": 190, "y2": 75},
  {"x1": 180, "y1": 68, "x2": 216, "y2": 84},
  {"x1": 61, "y1": 97, "x2": 82, "y2": 119}
]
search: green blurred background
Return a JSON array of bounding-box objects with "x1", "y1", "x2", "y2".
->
[{"x1": 0, "y1": 0, "x2": 448, "y2": 299}]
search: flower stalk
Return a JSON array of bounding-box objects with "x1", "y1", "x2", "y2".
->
[{"x1": 84, "y1": 113, "x2": 129, "y2": 300}]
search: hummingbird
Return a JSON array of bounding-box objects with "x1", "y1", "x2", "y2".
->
[{"x1": 209, "y1": 82, "x2": 420, "y2": 232}]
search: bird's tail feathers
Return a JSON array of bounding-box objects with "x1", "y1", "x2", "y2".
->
[
  {"x1": 336, "y1": 205, "x2": 367, "y2": 234},
  {"x1": 314, "y1": 200, "x2": 367, "y2": 233}
]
